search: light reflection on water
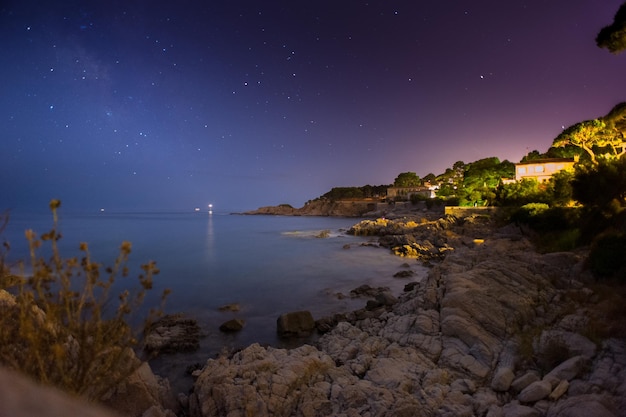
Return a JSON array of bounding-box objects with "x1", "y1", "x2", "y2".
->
[{"x1": 3, "y1": 211, "x2": 427, "y2": 391}]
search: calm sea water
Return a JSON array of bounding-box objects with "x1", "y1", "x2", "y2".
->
[{"x1": 3, "y1": 210, "x2": 425, "y2": 390}]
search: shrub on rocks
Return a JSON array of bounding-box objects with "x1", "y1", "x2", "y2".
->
[{"x1": 0, "y1": 201, "x2": 169, "y2": 401}]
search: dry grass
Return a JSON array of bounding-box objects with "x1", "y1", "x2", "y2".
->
[{"x1": 0, "y1": 200, "x2": 169, "y2": 400}]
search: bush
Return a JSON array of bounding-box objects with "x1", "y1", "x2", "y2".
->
[
  {"x1": 409, "y1": 193, "x2": 427, "y2": 204},
  {"x1": 510, "y1": 204, "x2": 579, "y2": 231},
  {"x1": 588, "y1": 232, "x2": 626, "y2": 280},
  {"x1": 0, "y1": 200, "x2": 169, "y2": 400}
]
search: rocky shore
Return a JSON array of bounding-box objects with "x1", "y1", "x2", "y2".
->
[
  {"x1": 2, "y1": 211, "x2": 625, "y2": 417},
  {"x1": 187, "y1": 214, "x2": 626, "y2": 417}
]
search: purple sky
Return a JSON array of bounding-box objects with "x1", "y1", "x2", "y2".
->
[{"x1": 1, "y1": 1, "x2": 625, "y2": 212}]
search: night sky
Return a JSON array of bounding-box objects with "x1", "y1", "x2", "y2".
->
[{"x1": 2, "y1": 1, "x2": 625, "y2": 213}]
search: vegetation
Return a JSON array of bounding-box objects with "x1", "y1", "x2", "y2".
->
[
  {"x1": 495, "y1": 170, "x2": 574, "y2": 207},
  {"x1": 393, "y1": 172, "x2": 421, "y2": 187},
  {"x1": 596, "y1": 1, "x2": 626, "y2": 54},
  {"x1": 433, "y1": 158, "x2": 514, "y2": 206},
  {"x1": 316, "y1": 184, "x2": 389, "y2": 201},
  {"x1": 552, "y1": 102, "x2": 626, "y2": 165},
  {"x1": 588, "y1": 232, "x2": 626, "y2": 279},
  {"x1": 435, "y1": 160, "x2": 465, "y2": 199},
  {"x1": 572, "y1": 156, "x2": 626, "y2": 214},
  {"x1": 0, "y1": 200, "x2": 169, "y2": 400},
  {"x1": 503, "y1": 155, "x2": 626, "y2": 278},
  {"x1": 459, "y1": 157, "x2": 515, "y2": 206}
]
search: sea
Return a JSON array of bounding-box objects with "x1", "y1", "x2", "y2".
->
[{"x1": 2, "y1": 209, "x2": 427, "y2": 391}]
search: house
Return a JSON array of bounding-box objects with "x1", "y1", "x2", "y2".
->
[
  {"x1": 514, "y1": 158, "x2": 576, "y2": 182},
  {"x1": 386, "y1": 185, "x2": 436, "y2": 200}
]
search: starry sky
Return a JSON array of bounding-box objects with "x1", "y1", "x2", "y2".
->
[{"x1": 1, "y1": 1, "x2": 625, "y2": 213}]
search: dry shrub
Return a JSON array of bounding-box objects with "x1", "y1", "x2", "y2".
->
[{"x1": 0, "y1": 200, "x2": 169, "y2": 400}]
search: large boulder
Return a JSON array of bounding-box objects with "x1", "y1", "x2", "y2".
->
[{"x1": 277, "y1": 311, "x2": 316, "y2": 337}]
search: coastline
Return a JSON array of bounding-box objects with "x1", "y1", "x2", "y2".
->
[{"x1": 4, "y1": 208, "x2": 626, "y2": 417}]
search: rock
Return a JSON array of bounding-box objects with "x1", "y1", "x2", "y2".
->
[
  {"x1": 511, "y1": 372, "x2": 540, "y2": 393},
  {"x1": 375, "y1": 291, "x2": 398, "y2": 306},
  {"x1": 403, "y1": 281, "x2": 419, "y2": 292},
  {"x1": 218, "y1": 303, "x2": 240, "y2": 312},
  {"x1": 450, "y1": 378, "x2": 476, "y2": 394},
  {"x1": 502, "y1": 402, "x2": 541, "y2": 417},
  {"x1": 492, "y1": 367, "x2": 515, "y2": 392},
  {"x1": 544, "y1": 355, "x2": 589, "y2": 382},
  {"x1": 473, "y1": 389, "x2": 499, "y2": 416},
  {"x1": 546, "y1": 394, "x2": 617, "y2": 417},
  {"x1": 186, "y1": 215, "x2": 626, "y2": 417},
  {"x1": 492, "y1": 343, "x2": 517, "y2": 392},
  {"x1": 219, "y1": 318, "x2": 245, "y2": 332},
  {"x1": 103, "y1": 359, "x2": 178, "y2": 417},
  {"x1": 277, "y1": 310, "x2": 315, "y2": 337},
  {"x1": 549, "y1": 379, "x2": 569, "y2": 401},
  {"x1": 144, "y1": 314, "x2": 200, "y2": 355},
  {"x1": 365, "y1": 299, "x2": 384, "y2": 311},
  {"x1": 393, "y1": 270, "x2": 414, "y2": 278},
  {"x1": 517, "y1": 380, "x2": 552, "y2": 403},
  {"x1": 537, "y1": 330, "x2": 596, "y2": 361},
  {"x1": 349, "y1": 284, "x2": 390, "y2": 298}
]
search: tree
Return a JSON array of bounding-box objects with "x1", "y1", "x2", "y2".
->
[
  {"x1": 572, "y1": 156, "x2": 626, "y2": 213},
  {"x1": 495, "y1": 178, "x2": 545, "y2": 206},
  {"x1": 596, "y1": 1, "x2": 626, "y2": 54},
  {"x1": 520, "y1": 150, "x2": 543, "y2": 162},
  {"x1": 435, "y1": 161, "x2": 465, "y2": 198},
  {"x1": 461, "y1": 157, "x2": 515, "y2": 205},
  {"x1": 552, "y1": 103, "x2": 626, "y2": 165},
  {"x1": 422, "y1": 173, "x2": 436, "y2": 184},
  {"x1": 548, "y1": 169, "x2": 575, "y2": 206},
  {"x1": 393, "y1": 172, "x2": 421, "y2": 187}
]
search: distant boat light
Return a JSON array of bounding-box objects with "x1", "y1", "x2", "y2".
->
[{"x1": 194, "y1": 207, "x2": 200, "y2": 212}]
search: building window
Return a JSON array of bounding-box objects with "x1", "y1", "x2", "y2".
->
[
  {"x1": 534, "y1": 165, "x2": 544, "y2": 173},
  {"x1": 518, "y1": 167, "x2": 527, "y2": 174}
]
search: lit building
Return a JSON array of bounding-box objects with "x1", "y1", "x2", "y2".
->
[{"x1": 514, "y1": 158, "x2": 576, "y2": 182}]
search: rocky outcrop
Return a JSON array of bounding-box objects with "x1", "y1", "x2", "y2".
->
[
  {"x1": 244, "y1": 199, "x2": 380, "y2": 217},
  {"x1": 189, "y1": 217, "x2": 626, "y2": 417},
  {"x1": 102, "y1": 360, "x2": 179, "y2": 417},
  {"x1": 144, "y1": 314, "x2": 201, "y2": 355}
]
